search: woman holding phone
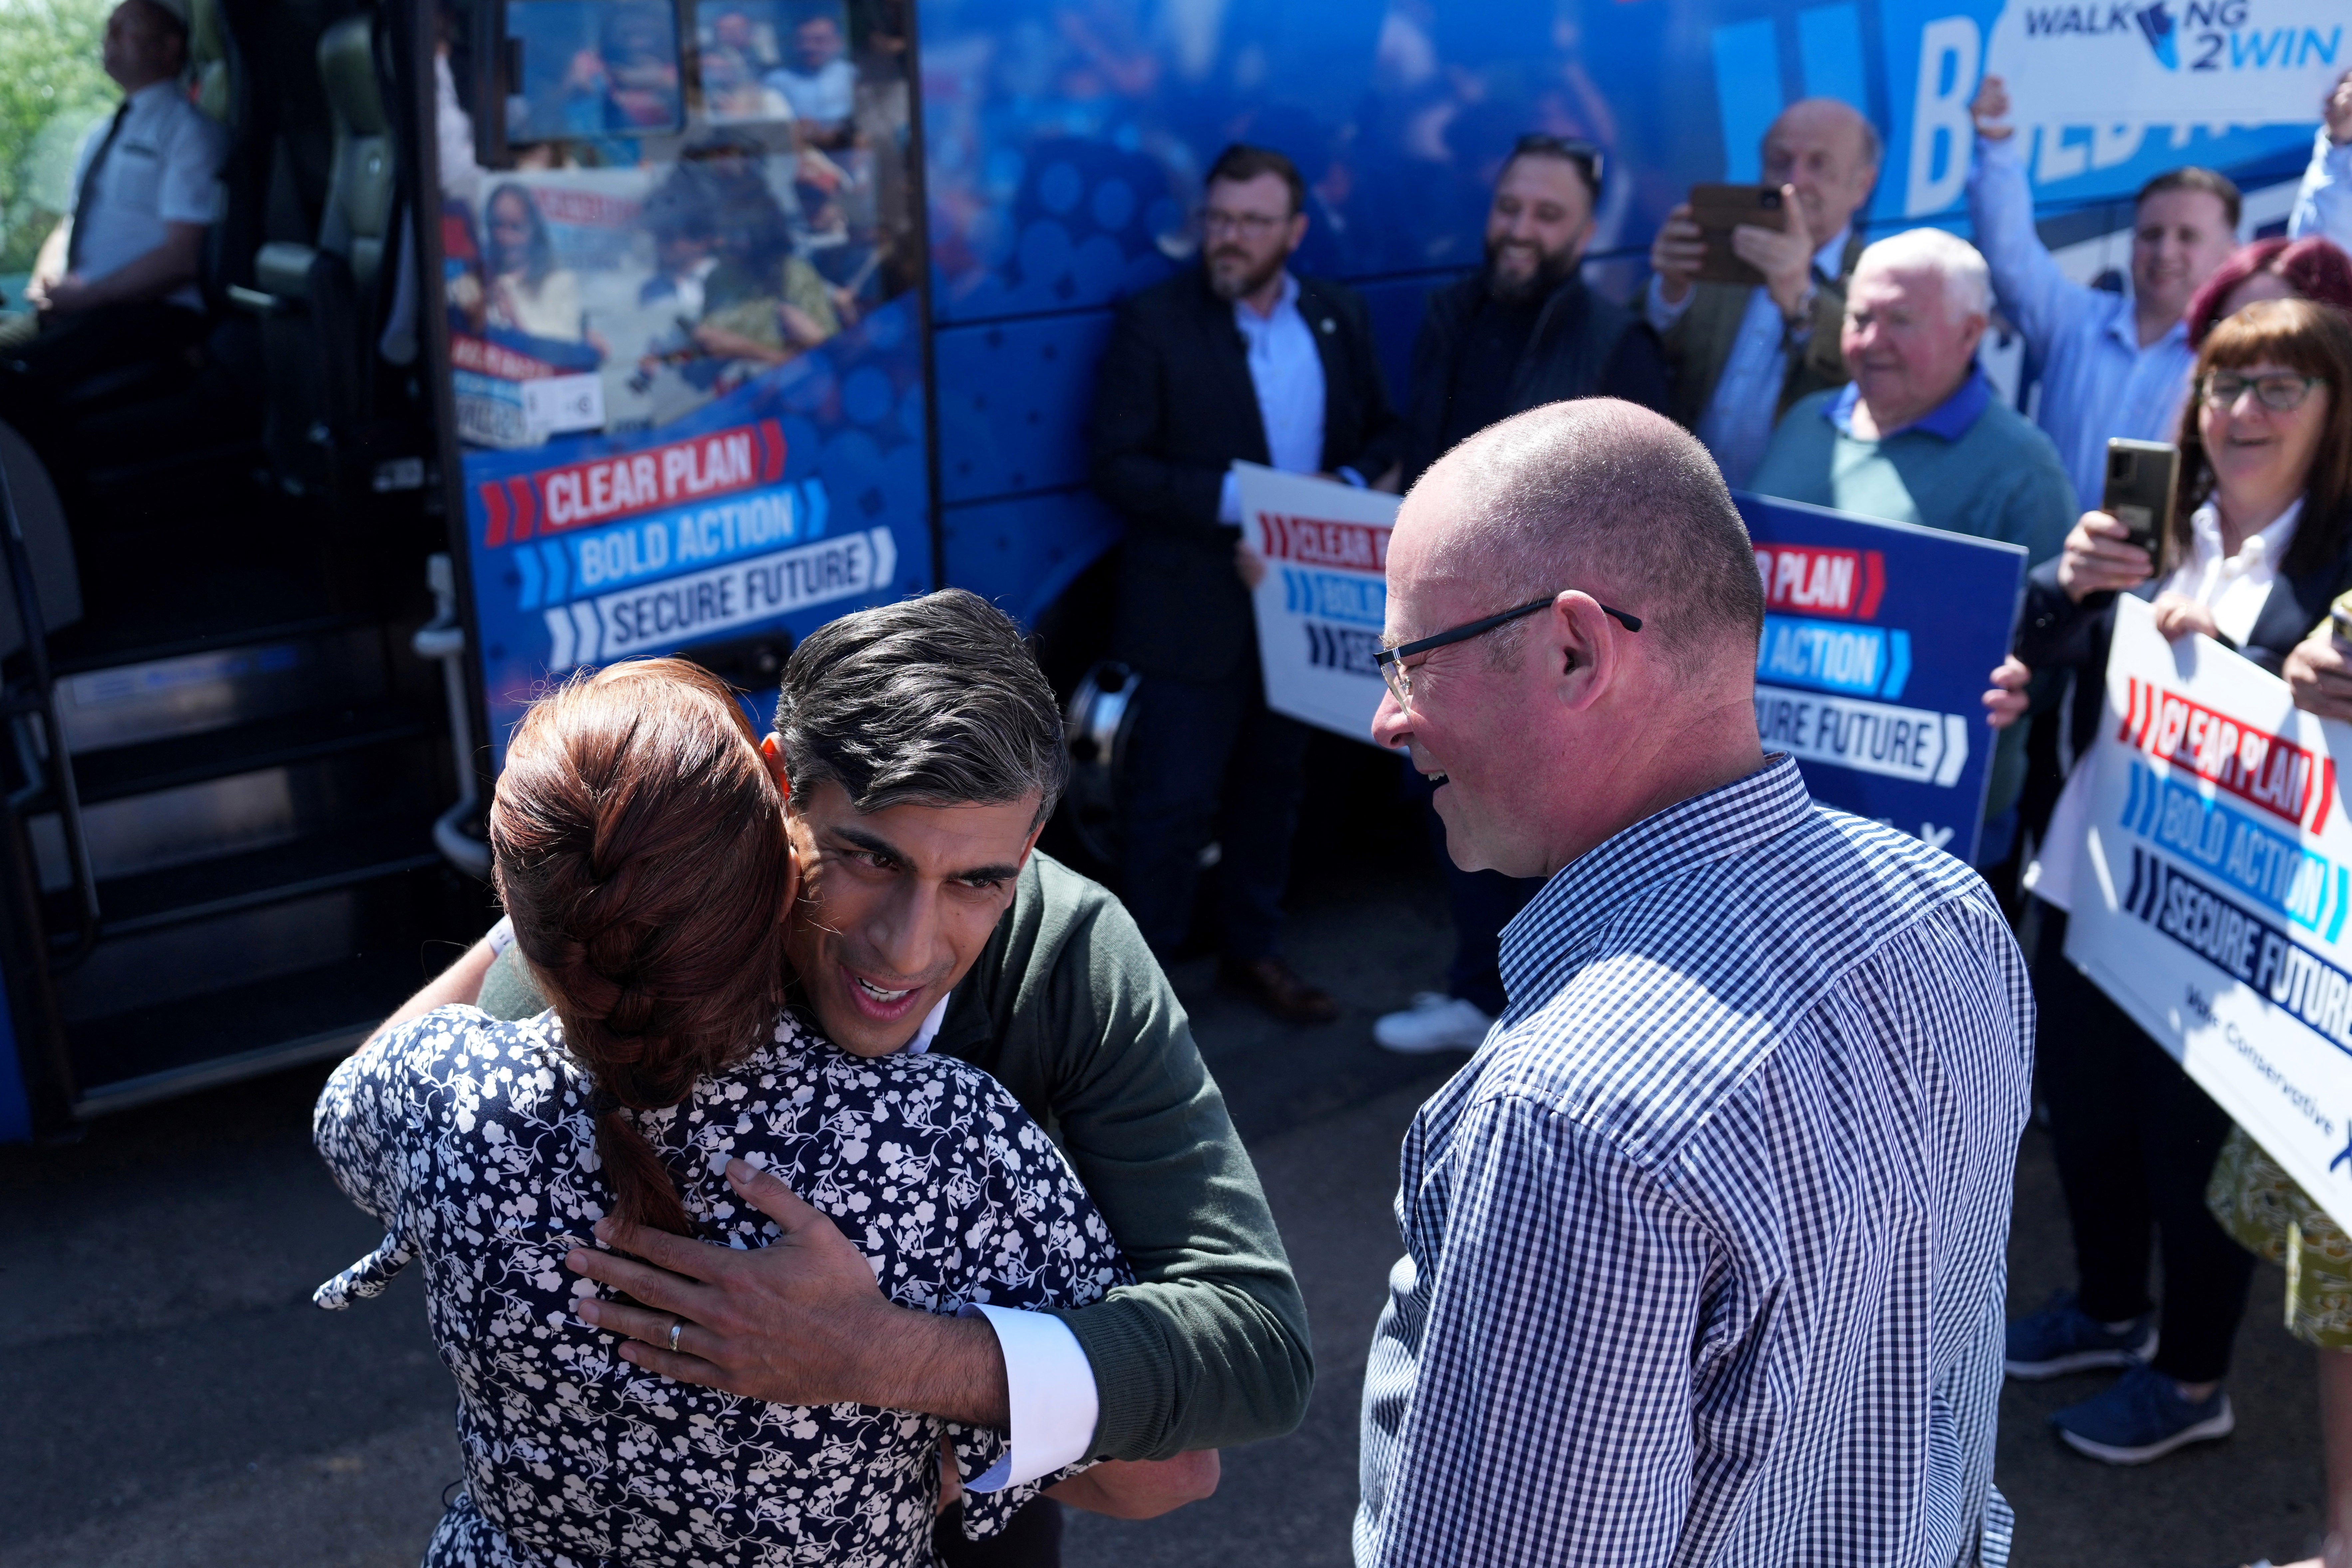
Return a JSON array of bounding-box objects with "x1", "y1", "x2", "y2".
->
[
  {"x1": 1982, "y1": 298, "x2": 2352, "y2": 1466},
  {"x1": 311, "y1": 658, "x2": 1158, "y2": 1566}
]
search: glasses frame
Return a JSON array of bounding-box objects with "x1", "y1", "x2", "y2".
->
[
  {"x1": 1374, "y1": 593, "x2": 1642, "y2": 707},
  {"x1": 1201, "y1": 207, "x2": 1290, "y2": 239},
  {"x1": 2199, "y1": 372, "x2": 2326, "y2": 413}
]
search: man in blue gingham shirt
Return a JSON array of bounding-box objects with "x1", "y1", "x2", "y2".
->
[{"x1": 1358, "y1": 399, "x2": 2034, "y2": 1567}]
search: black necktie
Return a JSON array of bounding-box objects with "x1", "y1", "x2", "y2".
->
[{"x1": 66, "y1": 100, "x2": 130, "y2": 272}]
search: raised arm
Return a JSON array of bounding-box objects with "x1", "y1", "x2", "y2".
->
[
  {"x1": 1964, "y1": 76, "x2": 2085, "y2": 354},
  {"x1": 1361, "y1": 1098, "x2": 1713, "y2": 1566},
  {"x1": 2290, "y1": 75, "x2": 2352, "y2": 246},
  {"x1": 366, "y1": 923, "x2": 505, "y2": 1045}
]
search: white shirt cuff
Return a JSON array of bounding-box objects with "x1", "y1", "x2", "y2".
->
[
  {"x1": 1217, "y1": 468, "x2": 1242, "y2": 525},
  {"x1": 957, "y1": 1304, "x2": 1100, "y2": 1492},
  {"x1": 1643, "y1": 273, "x2": 1693, "y2": 333}
]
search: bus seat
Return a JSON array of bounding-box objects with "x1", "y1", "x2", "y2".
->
[
  {"x1": 243, "y1": 12, "x2": 400, "y2": 492},
  {"x1": 190, "y1": 0, "x2": 231, "y2": 125},
  {"x1": 0, "y1": 422, "x2": 84, "y2": 662},
  {"x1": 250, "y1": 15, "x2": 396, "y2": 306}
]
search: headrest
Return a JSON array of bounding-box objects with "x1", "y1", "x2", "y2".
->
[{"x1": 318, "y1": 16, "x2": 387, "y2": 137}]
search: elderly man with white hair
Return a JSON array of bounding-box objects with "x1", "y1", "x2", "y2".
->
[
  {"x1": 1355, "y1": 398, "x2": 2033, "y2": 1568},
  {"x1": 1751, "y1": 226, "x2": 2075, "y2": 865}
]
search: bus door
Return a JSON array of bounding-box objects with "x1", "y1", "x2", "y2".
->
[{"x1": 426, "y1": 0, "x2": 931, "y2": 760}]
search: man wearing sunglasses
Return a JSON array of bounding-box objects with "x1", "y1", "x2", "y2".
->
[
  {"x1": 1090, "y1": 142, "x2": 1404, "y2": 1023},
  {"x1": 1398, "y1": 134, "x2": 1669, "y2": 486},
  {"x1": 1373, "y1": 131, "x2": 1670, "y2": 1056},
  {"x1": 1355, "y1": 397, "x2": 2032, "y2": 1568}
]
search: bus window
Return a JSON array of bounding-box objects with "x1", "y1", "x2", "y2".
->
[
  {"x1": 506, "y1": 0, "x2": 684, "y2": 145},
  {"x1": 432, "y1": 0, "x2": 927, "y2": 757}
]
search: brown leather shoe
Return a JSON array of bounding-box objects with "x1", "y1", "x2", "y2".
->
[{"x1": 1218, "y1": 956, "x2": 1342, "y2": 1026}]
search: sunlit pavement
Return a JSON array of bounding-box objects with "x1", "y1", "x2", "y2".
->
[{"x1": 0, "y1": 848, "x2": 2330, "y2": 1568}]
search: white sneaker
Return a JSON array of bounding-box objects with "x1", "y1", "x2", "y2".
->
[{"x1": 1373, "y1": 993, "x2": 1494, "y2": 1054}]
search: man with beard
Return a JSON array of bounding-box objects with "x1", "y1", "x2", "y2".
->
[
  {"x1": 1397, "y1": 135, "x2": 1670, "y2": 487},
  {"x1": 1090, "y1": 143, "x2": 1403, "y2": 1023},
  {"x1": 1371, "y1": 136, "x2": 1668, "y2": 1058}
]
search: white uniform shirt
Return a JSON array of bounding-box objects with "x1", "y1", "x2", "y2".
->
[
  {"x1": 2029, "y1": 497, "x2": 2306, "y2": 912},
  {"x1": 764, "y1": 57, "x2": 857, "y2": 123},
  {"x1": 66, "y1": 80, "x2": 228, "y2": 311}
]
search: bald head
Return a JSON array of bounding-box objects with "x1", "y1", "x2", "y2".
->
[
  {"x1": 1404, "y1": 399, "x2": 1764, "y2": 676},
  {"x1": 1376, "y1": 401, "x2": 1769, "y2": 879},
  {"x1": 1763, "y1": 98, "x2": 1882, "y2": 247}
]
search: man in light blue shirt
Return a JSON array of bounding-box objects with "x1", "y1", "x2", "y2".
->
[
  {"x1": 1646, "y1": 98, "x2": 1881, "y2": 488},
  {"x1": 1965, "y1": 75, "x2": 2241, "y2": 514},
  {"x1": 2290, "y1": 69, "x2": 2352, "y2": 248}
]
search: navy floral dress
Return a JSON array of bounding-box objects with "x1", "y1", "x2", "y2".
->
[{"x1": 313, "y1": 1004, "x2": 1130, "y2": 1567}]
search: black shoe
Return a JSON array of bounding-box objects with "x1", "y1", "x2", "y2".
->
[{"x1": 1218, "y1": 957, "x2": 1341, "y2": 1025}]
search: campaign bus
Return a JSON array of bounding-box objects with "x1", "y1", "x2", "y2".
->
[{"x1": 0, "y1": 0, "x2": 2330, "y2": 1138}]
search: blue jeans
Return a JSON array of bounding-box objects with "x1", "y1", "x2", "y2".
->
[{"x1": 1116, "y1": 666, "x2": 1309, "y2": 963}]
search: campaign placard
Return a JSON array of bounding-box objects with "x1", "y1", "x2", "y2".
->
[
  {"x1": 1737, "y1": 494, "x2": 2027, "y2": 865},
  {"x1": 2066, "y1": 596, "x2": 2352, "y2": 1231},
  {"x1": 455, "y1": 300, "x2": 932, "y2": 766},
  {"x1": 1239, "y1": 463, "x2": 1402, "y2": 744}
]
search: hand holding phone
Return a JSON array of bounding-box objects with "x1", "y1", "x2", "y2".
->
[
  {"x1": 2101, "y1": 438, "x2": 2179, "y2": 556},
  {"x1": 1687, "y1": 184, "x2": 1787, "y2": 287}
]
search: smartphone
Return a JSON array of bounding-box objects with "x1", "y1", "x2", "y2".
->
[
  {"x1": 2330, "y1": 589, "x2": 2352, "y2": 645},
  {"x1": 1688, "y1": 184, "x2": 1787, "y2": 287},
  {"x1": 2101, "y1": 438, "x2": 2179, "y2": 557}
]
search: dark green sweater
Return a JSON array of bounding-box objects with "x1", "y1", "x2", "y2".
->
[{"x1": 476, "y1": 850, "x2": 1311, "y2": 1461}]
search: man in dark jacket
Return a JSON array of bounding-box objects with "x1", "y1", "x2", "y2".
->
[
  {"x1": 1089, "y1": 143, "x2": 1404, "y2": 1024},
  {"x1": 1399, "y1": 134, "x2": 1670, "y2": 487},
  {"x1": 1374, "y1": 134, "x2": 1669, "y2": 1057}
]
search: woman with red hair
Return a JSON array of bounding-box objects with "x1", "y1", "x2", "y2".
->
[{"x1": 2187, "y1": 235, "x2": 2352, "y2": 348}]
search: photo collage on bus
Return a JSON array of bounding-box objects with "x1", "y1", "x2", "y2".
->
[{"x1": 433, "y1": 0, "x2": 928, "y2": 740}]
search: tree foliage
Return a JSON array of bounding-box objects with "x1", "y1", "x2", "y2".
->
[{"x1": 0, "y1": 0, "x2": 115, "y2": 275}]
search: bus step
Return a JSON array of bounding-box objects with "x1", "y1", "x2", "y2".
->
[
  {"x1": 51, "y1": 625, "x2": 391, "y2": 756},
  {"x1": 65, "y1": 948, "x2": 429, "y2": 1117},
  {"x1": 53, "y1": 862, "x2": 447, "y2": 1023},
  {"x1": 67, "y1": 699, "x2": 433, "y2": 807},
  {"x1": 73, "y1": 819, "x2": 442, "y2": 940}
]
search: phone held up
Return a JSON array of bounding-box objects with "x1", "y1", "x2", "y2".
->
[
  {"x1": 1688, "y1": 184, "x2": 1787, "y2": 287},
  {"x1": 2102, "y1": 438, "x2": 2180, "y2": 559}
]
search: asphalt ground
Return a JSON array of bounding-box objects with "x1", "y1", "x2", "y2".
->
[{"x1": 0, "y1": 805, "x2": 2335, "y2": 1567}]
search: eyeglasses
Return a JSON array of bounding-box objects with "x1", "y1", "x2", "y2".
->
[
  {"x1": 2200, "y1": 372, "x2": 2325, "y2": 413},
  {"x1": 1507, "y1": 133, "x2": 1605, "y2": 196},
  {"x1": 1202, "y1": 208, "x2": 1288, "y2": 239},
  {"x1": 1373, "y1": 593, "x2": 1642, "y2": 707}
]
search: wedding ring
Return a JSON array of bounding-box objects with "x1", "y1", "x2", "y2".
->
[{"x1": 667, "y1": 1319, "x2": 683, "y2": 1352}]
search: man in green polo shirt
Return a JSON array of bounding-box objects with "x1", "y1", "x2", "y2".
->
[
  {"x1": 1750, "y1": 226, "x2": 2075, "y2": 867},
  {"x1": 383, "y1": 589, "x2": 1306, "y2": 1561}
]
